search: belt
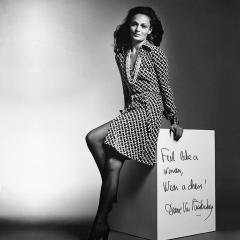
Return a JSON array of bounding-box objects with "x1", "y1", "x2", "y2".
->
[{"x1": 130, "y1": 91, "x2": 160, "y2": 100}]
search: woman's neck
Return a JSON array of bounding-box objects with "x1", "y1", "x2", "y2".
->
[{"x1": 131, "y1": 40, "x2": 146, "y2": 53}]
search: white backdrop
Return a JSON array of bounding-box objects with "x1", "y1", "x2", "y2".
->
[
  {"x1": 0, "y1": 0, "x2": 121, "y2": 220},
  {"x1": 0, "y1": 0, "x2": 169, "y2": 221}
]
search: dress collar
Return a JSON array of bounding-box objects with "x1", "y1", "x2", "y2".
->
[
  {"x1": 141, "y1": 40, "x2": 155, "y2": 52},
  {"x1": 120, "y1": 40, "x2": 154, "y2": 57}
]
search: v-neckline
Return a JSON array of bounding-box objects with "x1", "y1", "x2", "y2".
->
[
  {"x1": 129, "y1": 51, "x2": 139, "y2": 71},
  {"x1": 125, "y1": 49, "x2": 142, "y2": 84}
]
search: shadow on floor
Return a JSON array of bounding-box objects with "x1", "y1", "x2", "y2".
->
[
  {"x1": 0, "y1": 207, "x2": 239, "y2": 240},
  {"x1": 0, "y1": 218, "x2": 92, "y2": 240}
]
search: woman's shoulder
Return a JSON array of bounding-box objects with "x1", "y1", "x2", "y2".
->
[
  {"x1": 151, "y1": 46, "x2": 167, "y2": 60},
  {"x1": 143, "y1": 41, "x2": 167, "y2": 60}
]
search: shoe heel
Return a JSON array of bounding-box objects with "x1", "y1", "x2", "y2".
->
[
  {"x1": 114, "y1": 194, "x2": 118, "y2": 203},
  {"x1": 102, "y1": 229, "x2": 109, "y2": 240},
  {"x1": 88, "y1": 222, "x2": 109, "y2": 240}
]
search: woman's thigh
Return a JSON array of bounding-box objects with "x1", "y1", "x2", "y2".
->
[
  {"x1": 87, "y1": 121, "x2": 112, "y2": 144},
  {"x1": 87, "y1": 121, "x2": 129, "y2": 161}
]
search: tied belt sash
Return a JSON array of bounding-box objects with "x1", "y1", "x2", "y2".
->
[{"x1": 121, "y1": 90, "x2": 162, "y2": 140}]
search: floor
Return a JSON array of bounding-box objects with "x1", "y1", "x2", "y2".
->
[
  {"x1": 0, "y1": 210, "x2": 239, "y2": 240},
  {"x1": 0, "y1": 229, "x2": 240, "y2": 240}
]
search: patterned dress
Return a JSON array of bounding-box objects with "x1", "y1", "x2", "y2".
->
[{"x1": 104, "y1": 40, "x2": 178, "y2": 166}]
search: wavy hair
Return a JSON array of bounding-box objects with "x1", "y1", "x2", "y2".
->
[{"x1": 114, "y1": 6, "x2": 164, "y2": 53}]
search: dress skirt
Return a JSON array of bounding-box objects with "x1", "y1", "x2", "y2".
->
[{"x1": 104, "y1": 91, "x2": 163, "y2": 166}]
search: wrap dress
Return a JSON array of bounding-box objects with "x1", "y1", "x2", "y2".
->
[{"x1": 104, "y1": 40, "x2": 178, "y2": 166}]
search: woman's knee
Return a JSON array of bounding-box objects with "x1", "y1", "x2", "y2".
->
[
  {"x1": 86, "y1": 122, "x2": 110, "y2": 147},
  {"x1": 106, "y1": 157, "x2": 124, "y2": 172},
  {"x1": 85, "y1": 130, "x2": 96, "y2": 147}
]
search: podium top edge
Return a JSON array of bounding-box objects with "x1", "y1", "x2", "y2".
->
[{"x1": 160, "y1": 129, "x2": 215, "y2": 132}]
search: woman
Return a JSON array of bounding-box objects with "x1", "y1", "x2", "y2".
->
[{"x1": 86, "y1": 6, "x2": 183, "y2": 240}]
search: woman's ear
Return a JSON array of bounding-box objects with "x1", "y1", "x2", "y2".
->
[{"x1": 148, "y1": 27, "x2": 152, "y2": 35}]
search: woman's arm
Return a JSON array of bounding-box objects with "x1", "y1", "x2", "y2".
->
[
  {"x1": 152, "y1": 48, "x2": 178, "y2": 123},
  {"x1": 152, "y1": 48, "x2": 183, "y2": 140}
]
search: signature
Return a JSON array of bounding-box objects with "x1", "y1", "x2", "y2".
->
[{"x1": 164, "y1": 198, "x2": 214, "y2": 221}]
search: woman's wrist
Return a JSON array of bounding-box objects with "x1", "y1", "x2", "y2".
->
[{"x1": 170, "y1": 116, "x2": 179, "y2": 125}]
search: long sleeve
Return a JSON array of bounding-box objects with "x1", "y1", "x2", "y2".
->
[
  {"x1": 152, "y1": 48, "x2": 179, "y2": 123},
  {"x1": 115, "y1": 54, "x2": 131, "y2": 109}
]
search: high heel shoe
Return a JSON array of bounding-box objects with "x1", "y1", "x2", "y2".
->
[
  {"x1": 88, "y1": 221, "x2": 110, "y2": 240},
  {"x1": 114, "y1": 193, "x2": 118, "y2": 203}
]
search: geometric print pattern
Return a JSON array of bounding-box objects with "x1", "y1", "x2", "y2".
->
[{"x1": 104, "y1": 40, "x2": 178, "y2": 165}]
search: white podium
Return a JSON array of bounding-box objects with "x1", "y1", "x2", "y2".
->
[
  {"x1": 157, "y1": 129, "x2": 215, "y2": 239},
  {"x1": 109, "y1": 129, "x2": 215, "y2": 240}
]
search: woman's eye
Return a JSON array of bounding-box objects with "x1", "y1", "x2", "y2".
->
[{"x1": 131, "y1": 22, "x2": 137, "y2": 27}]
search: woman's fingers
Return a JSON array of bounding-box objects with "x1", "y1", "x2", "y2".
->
[
  {"x1": 172, "y1": 125, "x2": 183, "y2": 141},
  {"x1": 175, "y1": 126, "x2": 183, "y2": 141},
  {"x1": 169, "y1": 125, "x2": 175, "y2": 136},
  {"x1": 169, "y1": 125, "x2": 183, "y2": 141}
]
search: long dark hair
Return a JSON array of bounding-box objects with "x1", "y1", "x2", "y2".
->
[{"x1": 114, "y1": 6, "x2": 164, "y2": 53}]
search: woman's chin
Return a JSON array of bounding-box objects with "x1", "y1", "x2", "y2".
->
[{"x1": 132, "y1": 38, "x2": 146, "y2": 44}]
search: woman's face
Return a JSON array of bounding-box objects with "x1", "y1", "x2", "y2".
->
[{"x1": 129, "y1": 14, "x2": 152, "y2": 44}]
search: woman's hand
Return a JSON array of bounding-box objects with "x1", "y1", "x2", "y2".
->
[{"x1": 170, "y1": 124, "x2": 183, "y2": 141}]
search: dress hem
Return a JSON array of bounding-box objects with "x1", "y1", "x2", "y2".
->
[{"x1": 104, "y1": 140, "x2": 155, "y2": 167}]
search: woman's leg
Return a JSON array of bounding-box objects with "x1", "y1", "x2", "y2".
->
[
  {"x1": 85, "y1": 121, "x2": 112, "y2": 180},
  {"x1": 96, "y1": 156, "x2": 125, "y2": 222},
  {"x1": 88, "y1": 154, "x2": 125, "y2": 240}
]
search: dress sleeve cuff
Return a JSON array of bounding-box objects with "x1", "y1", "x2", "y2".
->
[
  {"x1": 169, "y1": 115, "x2": 180, "y2": 125},
  {"x1": 163, "y1": 111, "x2": 179, "y2": 124}
]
